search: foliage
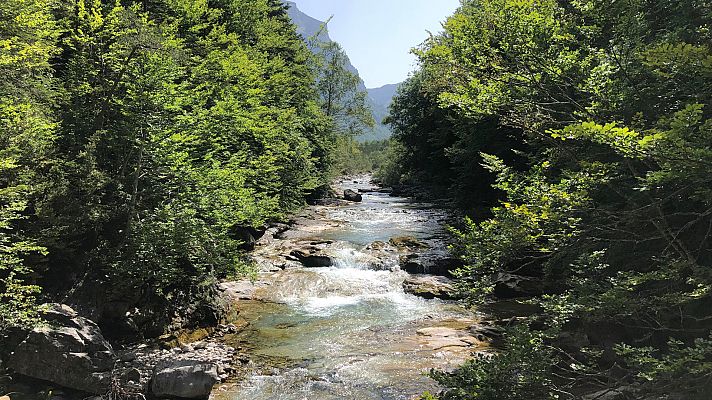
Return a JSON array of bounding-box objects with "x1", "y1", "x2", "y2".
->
[
  {"x1": 0, "y1": 0, "x2": 59, "y2": 331},
  {"x1": 309, "y1": 34, "x2": 374, "y2": 137},
  {"x1": 429, "y1": 326, "x2": 557, "y2": 400},
  {"x1": 389, "y1": 0, "x2": 712, "y2": 398},
  {"x1": 331, "y1": 137, "x2": 389, "y2": 175},
  {"x1": 1, "y1": 0, "x2": 333, "y2": 334}
]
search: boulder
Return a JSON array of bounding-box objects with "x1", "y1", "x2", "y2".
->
[
  {"x1": 403, "y1": 275, "x2": 457, "y2": 300},
  {"x1": 400, "y1": 254, "x2": 463, "y2": 277},
  {"x1": 6, "y1": 304, "x2": 115, "y2": 394},
  {"x1": 290, "y1": 249, "x2": 332, "y2": 268},
  {"x1": 151, "y1": 361, "x2": 219, "y2": 399},
  {"x1": 389, "y1": 236, "x2": 428, "y2": 250},
  {"x1": 343, "y1": 189, "x2": 362, "y2": 202}
]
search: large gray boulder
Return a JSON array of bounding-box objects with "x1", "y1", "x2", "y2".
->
[
  {"x1": 343, "y1": 189, "x2": 362, "y2": 202},
  {"x1": 6, "y1": 304, "x2": 115, "y2": 394},
  {"x1": 151, "y1": 361, "x2": 219, "y2": 399}
]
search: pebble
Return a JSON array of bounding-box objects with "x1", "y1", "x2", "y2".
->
[{"x1": 112, "y1": 340, "x2": 238, "y2": 392}]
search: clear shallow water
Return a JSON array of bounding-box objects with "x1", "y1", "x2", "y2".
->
[{"x1": 218, "y1": 178, "x2": 475, "y2": 400}]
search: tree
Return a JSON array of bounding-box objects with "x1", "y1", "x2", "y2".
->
[
  {"x1": 309, "y1": 32, "x2": 374, "y2": 137},
  {"x1": 387, "y1": 0, "x2": 712, "y2": 398},
  {"x1": 0, "y1": 0, "x2": 60, "y2": 330}
]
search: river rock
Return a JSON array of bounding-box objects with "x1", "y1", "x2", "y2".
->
[
  {"x1": 399, "y1": 254, "x2": 463, "y2": 277},
  {"x1": 389, "y1": 236, "x2": 428, "y2": 250},
  {"x1": 343, "y1": 189, "x2": 362, "y2": 202},
  {"x1": 416, "y1": 327, "x2": 480, "y2": 350},
  {"x1": 151, "y1": 361, "x2": 219, "y2": 399},
  {"x1": 290, "y1": 249, "x2": 333, "y2": 268},
  {"x1": 403, "y1": 275, "x2": 457, "y2": 299},
  {"x1": 6, "y1": 304, "x2": 115, "y2": 394}
]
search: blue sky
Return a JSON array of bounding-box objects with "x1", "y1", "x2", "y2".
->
[{"x1": 292, "y1": 0, "x2": 460, "y2": 88}]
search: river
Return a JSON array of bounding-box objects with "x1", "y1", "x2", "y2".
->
[{"x1": 215, "y1": 176, "x2": 482, "y2": 400}]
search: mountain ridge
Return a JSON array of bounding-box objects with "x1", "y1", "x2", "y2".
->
[{"x1": 285, "y1": 1, "x2": 398, "y2": 141}]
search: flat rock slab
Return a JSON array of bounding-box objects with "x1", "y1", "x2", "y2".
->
[{"x1": 416, "y1": 327, "x2": 480, "y2": 351}]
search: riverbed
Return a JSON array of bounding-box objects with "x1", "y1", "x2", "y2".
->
[{"x1": 214, "y1": 176, "x2": 483, "y2": 400}]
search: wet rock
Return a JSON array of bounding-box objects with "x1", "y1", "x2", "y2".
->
[
  {"x1": 343, "y1": 189, "x2": 362, "y2": 202},
  {"x1": 312, "y1": 198, "x2": 351, "y2": 206},
  {"x1": 400, "y1": 255, "x2": 463, "y2": 277},
  {"x1": 366, "y1": 241, "x2": 390, "y2": 251},
  {"x1": 403, "y1": 275, "x2": 457, "y2": 300},
  {"x1": 151, "y1": 361, "x2": 219, "y2": 399},
  {"x1": 416, "y1": 327, "x2": 480, "y2": 350},
  {"x1": 389, "y1": 236, "x2": 428, "y2": 250},
  {"x1": 290, "y1": 249, "x2": 333, "y2": 268},
  {"x1": 6, "y1": 304, "x2": 115, "y2": 394}
]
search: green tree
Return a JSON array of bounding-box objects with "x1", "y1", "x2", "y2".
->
[
  {"x1": 0, "y1": 0, "x2": 60, "y2": 330},
  {"x1": 388, "y1": 0, "x2": 712, "y2": 398}
]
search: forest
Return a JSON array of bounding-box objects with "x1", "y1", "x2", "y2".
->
[
  {"x1": 0, "y1": 0, "x2": 344, "y2": 335},
  {"x1": 1, "y1": 0, "x2": 711, "y2": 399},
  {"x1": 380, "y1": 0, "x2": 712, "y2": 398}
]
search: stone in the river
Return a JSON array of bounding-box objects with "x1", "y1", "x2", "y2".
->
[
  {"x1": 6, "y1": 304, "x2": 115, "y2": 394},
  {"x1": 366, "y1": 240, "x2": 390, "y2": 251},
  {"x1": 290, "y1": 249, "x2": 333, "y2": 268},
  {"x1": 400, "y1": 254, "x2": 463, "y2": 277},
  {"x1": 151, "y1": 360, "x2": 219, "y2": 399},
  {"x1": 416, "y1": 327, "x2": 480, "y2": 350},
  {"x1": 343, "y1": 189, "x2": 362, "y2": 202},
  {"x1": 403, "y1": 275, "x2": 457, "y2": 299},
  {"x1": 389, "y1": 236, "x2": 428, "y2": 250}
]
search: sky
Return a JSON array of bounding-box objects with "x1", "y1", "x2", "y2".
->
[{"x1": 292, "y1": 0, "x2": 460, "y2": 89}]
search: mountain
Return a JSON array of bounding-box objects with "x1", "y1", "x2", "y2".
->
[
  {"x1": 368, "y1": 84, "x2": 399, "y2": 107},
  {"x1": 285, "y1": 1, "x2": 398, "y2": 141}
]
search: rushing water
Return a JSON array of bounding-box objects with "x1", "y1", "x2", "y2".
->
[{"x1": 217, "y1": 177, "x2": 478, "y2": 400}]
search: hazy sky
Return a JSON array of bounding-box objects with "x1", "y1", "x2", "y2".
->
[{"x1": 292, "y1": 0, "x2": 460, "y2": 89}]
